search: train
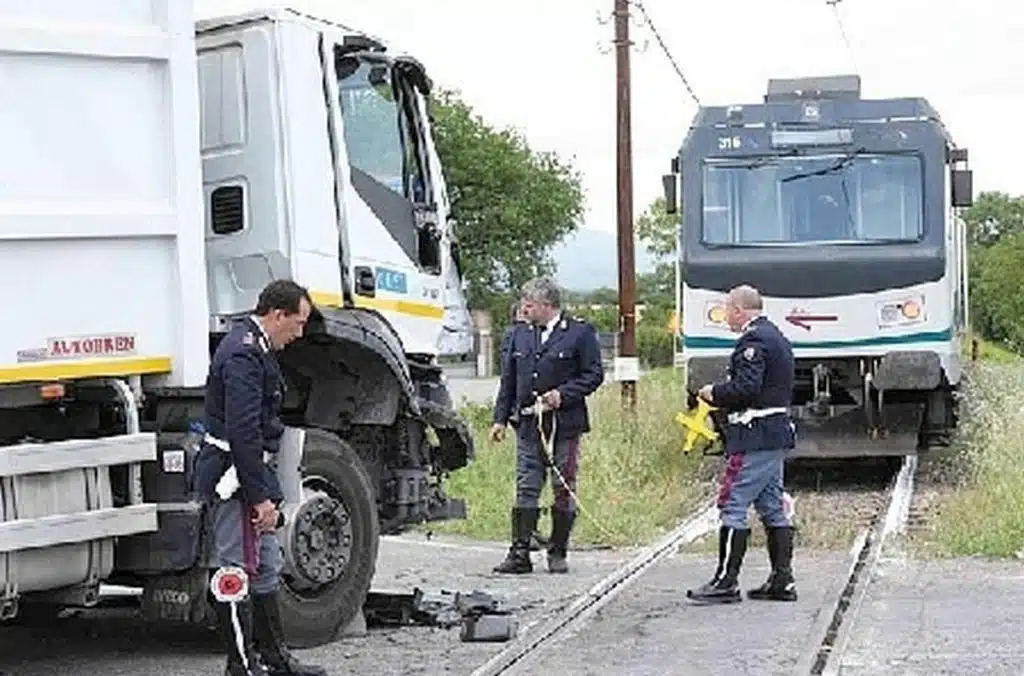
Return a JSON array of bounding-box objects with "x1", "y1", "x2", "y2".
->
[{"x1": 663, "y1": 74, "x2": 974, "y2": 458}]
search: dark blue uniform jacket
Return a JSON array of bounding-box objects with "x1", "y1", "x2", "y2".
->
[
  {"x1": 493, "y1": 313, "x2": 604, "y2": 441},
  {"x1": 710, "y1": 315, "x2": 796, "y2": 454},
  {"x1": 193, "y1": 317, "x2": 285, "y2": 507}
]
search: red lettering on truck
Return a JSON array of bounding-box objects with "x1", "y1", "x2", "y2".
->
[{"x1": 46, "y1": 334, "x2": 137, "y2": 359}]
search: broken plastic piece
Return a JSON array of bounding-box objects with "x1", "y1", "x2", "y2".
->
[{"x1": 460, "y1": 612, "x2": 518, "y2": 642}]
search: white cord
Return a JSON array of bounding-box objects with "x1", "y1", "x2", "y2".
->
[{"x1": 533, "y1": 398, "x2": 618, "y2": 542}]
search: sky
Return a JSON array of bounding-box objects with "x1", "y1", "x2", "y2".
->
[{"x1": 197, "y1": 0, "x2": 1024, "y2": 236}]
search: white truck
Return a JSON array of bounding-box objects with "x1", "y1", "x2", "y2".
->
[{"x1": 0, "y1": 1, "x2": 475, "y2": 648}]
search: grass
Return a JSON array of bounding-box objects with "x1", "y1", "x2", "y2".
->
[
  {"x1": 968, "y1": 336, "x2": 1020, "y2": 363},
  {"x1": 428, "y1": 367, "x2": 715, "y2": 547},
  {"x1": 914, "y1": 340, "x2": 1024, "y2": 558}
]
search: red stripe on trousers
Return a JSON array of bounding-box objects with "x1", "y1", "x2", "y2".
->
[
  {"x1": 716, "y1": 453, "x2": 745, "y2": 508},
  {"x1": 241, "y1": 503, "x2": 260, "y2": 578},
  {"x1": 554, "y1": 436, "x2": 581, "y2": 510}
]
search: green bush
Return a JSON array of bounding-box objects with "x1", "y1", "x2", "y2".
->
[{"x1": 637, "y1": 323, "x2": 674, "y2": 368}]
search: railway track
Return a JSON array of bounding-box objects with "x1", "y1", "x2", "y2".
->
[
  {"x1": 469, "y1": 454, "x2": 919, "y2": 676},
  {"x1": 797, "y1": 454, "x2": 917, "y2": 675},
  {"x1": 469, "y1": 501, "x2": 720, "y2": 676}
]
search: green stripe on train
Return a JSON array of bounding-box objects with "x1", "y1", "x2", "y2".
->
[{"x1": 682, "y1": 328, "x2": 954, "y2": 350}]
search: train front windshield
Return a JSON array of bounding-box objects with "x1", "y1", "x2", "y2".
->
[{"x1": 700, "y1": 153, "x2": 923, "y2": 246}]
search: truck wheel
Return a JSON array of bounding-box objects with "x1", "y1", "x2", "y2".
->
[{"x1": 276, "y1": 428, "x2": 379, "y2": 648}]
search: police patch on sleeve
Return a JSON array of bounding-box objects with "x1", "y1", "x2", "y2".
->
[{"x1": 743, "y1": 347, "x2": 756, "y2": 361}]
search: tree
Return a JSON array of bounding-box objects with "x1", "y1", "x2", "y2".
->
[
  {"x1": 963, "y1": 192, "x2": 1024, "y2": 350},
  {"x1": 635, "y1": 197, "x2": 679, "y2": 260},
  {"x1": 429, "y1": 90, "x2": 585, "y2": 320},
  {"x1": 964, "y1": 191, "x2": 1024, "y2": 247},
  {"x1": 635, "y1": 197, "x2": 680, "y2": 306}
]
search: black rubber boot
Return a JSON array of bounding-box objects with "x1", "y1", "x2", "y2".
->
[
  {"x1": 493, "y1": 507, "x2": 538, "y2": 574},
  {"x1": 747, "y1": 526, "x2": 798, "y2": 601},
  {"x1": 546, "y1": 507, "x2": 576, "y2": 574},
  {"x1": 252, "y1": 593, "x2": 328, "y2": 676},
  {"x1": 212, "y1": 596, "x2": 267, "y2": 676},
  {"x1": 686, "y1": 526, "x2": 749, "y2": 605}
]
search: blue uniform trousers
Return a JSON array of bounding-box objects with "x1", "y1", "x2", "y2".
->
[
  {"x1": 514, "y1": 420, "x2": 581, "y2": 512},
  {"x1": 205, "y1": 496, "x2": 283, "y2": 596},
  {"x1": 717, "y1": 449, "x2": 791, "y2": 531}
]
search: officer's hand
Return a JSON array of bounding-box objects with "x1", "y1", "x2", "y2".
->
[
  {"x1": 252, "y1": 500, "x2": 279, "y2": 533},
  {"x1": 540, "y1": 389, "x2": 562, "y2": 409},
  {"x1": 686, "y1": 389, "x2": 699, "y2": 410},
  {"x1": 698, "y1": 384, "x2": 714, "y2": 403},
  {"x1": 489, "y1": 424, "x2": 506, "y2": 444}
]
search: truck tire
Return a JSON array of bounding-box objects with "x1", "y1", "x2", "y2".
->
[{"x1": 277, "y1": 428, "x2": 379, "y2": 648}]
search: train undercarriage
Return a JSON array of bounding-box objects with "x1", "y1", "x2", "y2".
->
[{"x1": 686, "y1": 351, "x2": 957, "y2": 459}]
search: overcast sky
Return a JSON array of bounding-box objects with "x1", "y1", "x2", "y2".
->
[{"x1": 198, "y1": 0, "x2": 1023, "y2": 235}]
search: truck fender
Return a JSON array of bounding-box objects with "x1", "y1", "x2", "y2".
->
[{"x1": 280, "y1": 306, "x2": 421, "y2": 428}]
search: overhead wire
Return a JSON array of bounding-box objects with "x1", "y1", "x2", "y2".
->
[
  {"x1": 825, "y1": 0, "x2": 860, "y2": 73},
  {"x1": 630, "y1": 0, "x2": 701, "y2": 106}
]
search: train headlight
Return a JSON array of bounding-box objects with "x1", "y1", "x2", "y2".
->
[
  {"x1": 876, "y1": 295, "x2": 925, "y2": 328},
  {"x1": 902, "y1": 299, "x2": 922, "y2": 320},
  {"x1": 705, "y1": 302, "x2": 728, "y2": 327}
]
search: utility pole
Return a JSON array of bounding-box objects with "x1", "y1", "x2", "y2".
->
[{"x1": 614, "y1": 0, "x2": 638, "y2": 412}]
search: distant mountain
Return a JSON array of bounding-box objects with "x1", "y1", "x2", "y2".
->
[{"x1": 550, "y1": 227, "x2": 658, "y2": 291}]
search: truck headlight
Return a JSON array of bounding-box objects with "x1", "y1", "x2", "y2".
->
[{"x1": 876, "y1": 295, "x2": 925, "y2": 328}]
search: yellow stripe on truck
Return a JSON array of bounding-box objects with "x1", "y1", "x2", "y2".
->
[
  {"x1": 0, "y1": 356, "x2": 172, "y2": 385},
  {"x1": 309, "y1": 290, "x2": 444, "y2": 320}
]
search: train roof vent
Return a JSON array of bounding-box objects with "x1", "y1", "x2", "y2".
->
[{"x1": 765, "y1": 74, "x2": 861, "y2": 102}]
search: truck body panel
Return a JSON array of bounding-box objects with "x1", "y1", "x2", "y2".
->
[{"x1": 0, "y1": 0, "x2": 208, "y2": 389}]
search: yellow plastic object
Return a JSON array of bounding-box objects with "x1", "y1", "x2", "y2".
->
[{"x1": 675, "y1": 398, "x2": 720, "y2": 453}]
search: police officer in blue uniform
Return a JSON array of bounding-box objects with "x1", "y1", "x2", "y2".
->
[
  {"x1": 193, "y1": 280, "x2": 327, "y2": 676},
  {"x1": 490, "y1": 277, "x2": 604, "y2": 574},
  {"x1": 686, "y1": 284, "x2": 799, "y2": 605}
]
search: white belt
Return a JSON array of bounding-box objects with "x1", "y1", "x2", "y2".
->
[
  {"x1": 727, "y1": 407, "x2": 788, "y2": 426},
  {"x1": 205, "y1": 433, "x2": 272, "y2": 500}
]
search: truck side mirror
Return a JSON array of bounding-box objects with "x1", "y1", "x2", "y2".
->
[
  {"x1": 662, "y1": 173, "x2": 678, "y2": 214},
  {"x1": 951, "y1": 169, "x2": 973, "y2": 208},
  {"x1": 418, "y1": 224, "x2": 442, "y2": 274}
]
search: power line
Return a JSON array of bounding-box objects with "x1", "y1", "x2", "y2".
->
[
  {"x1": 630, "y1": 1, "x2": 701, "y2": 106},
  {"x1": 826, "y1": 0, "x2": 860, "y2": 73}
]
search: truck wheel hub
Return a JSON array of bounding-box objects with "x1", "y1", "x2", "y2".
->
[{"x1": 292, "y1": 491, "x2": 352, "y2": 585}]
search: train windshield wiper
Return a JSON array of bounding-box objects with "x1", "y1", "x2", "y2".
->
[{"x1": 780, "y1": 148, "x2": 866, "y2": 184}]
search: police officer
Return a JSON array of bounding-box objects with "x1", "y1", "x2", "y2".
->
[
  {"x1": 686, "y1": 284, "x2": 799, "y2": 605},
  {"x1": 193, "y1": 279, "x2": 327, "y2": 676},
  {"x1": 489, "y1": 277, "x2": 604, "y2": 574}
]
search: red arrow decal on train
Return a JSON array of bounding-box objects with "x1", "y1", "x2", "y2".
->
[{"x1": 784, "y1": 313, "x2": 838, "y2": 331}]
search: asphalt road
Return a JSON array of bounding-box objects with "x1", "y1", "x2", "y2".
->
[
  {"x1": 4, "y1": 532, "x2": 1024, "y2": 675},
  {"x1": 0, "y1": 532, "x2": 635, "y2": 676}
]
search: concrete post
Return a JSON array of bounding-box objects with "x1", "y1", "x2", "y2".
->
[{"x1": 472, "y1": 310, "x2": 494, "y2": 377}]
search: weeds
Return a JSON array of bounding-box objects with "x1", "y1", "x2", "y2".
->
[
  {"x1": 917, "y1": 359, "x2": 1024, "y2": 558},
  {"x1": 429, "y1": 368, "x2": 714, "y2": 547}
]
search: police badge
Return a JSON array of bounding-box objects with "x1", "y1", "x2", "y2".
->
[{"x1": 743, "y1": 347, "x2": 756, "y2": 361}]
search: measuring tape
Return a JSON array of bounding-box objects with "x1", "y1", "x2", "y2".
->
[{"x1": 530, "y1": 397, "x2": 619, "y2": 543}]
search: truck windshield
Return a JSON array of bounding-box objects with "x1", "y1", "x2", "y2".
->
[{"x1": 700, "y1": 153, "x2": 923, "y2": 245}]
